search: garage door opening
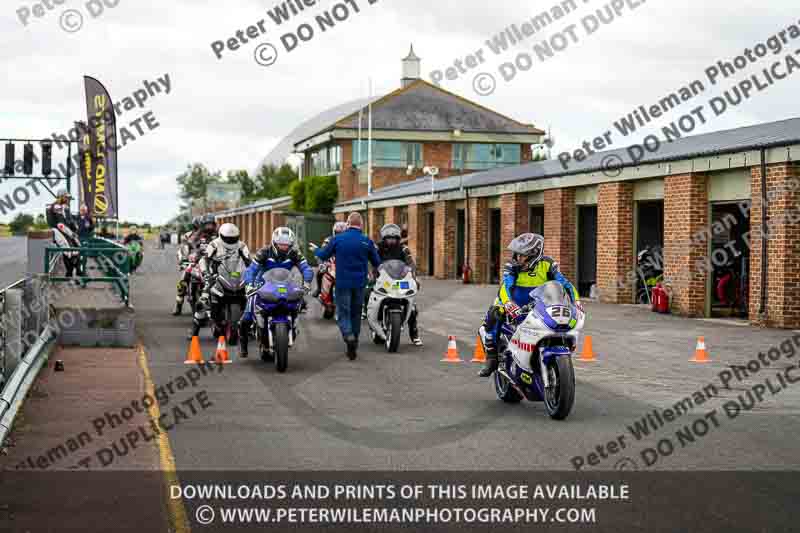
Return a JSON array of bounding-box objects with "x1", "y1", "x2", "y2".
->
[
  {"x1": 577, "y1": 206, "x2": 597, "y2": 297},
  {"x1": 709, "y1": 202, "x2": 750, "y2": 319},
  {"x1": 489, "y1": 208, "x2": 502, "y2": 284},
  {"x1": 529, "y1": 205, "x2": 544, "y2": 236},
  {"x1": 635, "y1": 200, "x2": 664, "y2": 304},
  {"x1": 456, "y1": 209, "x2": 465, "y2": 278}
]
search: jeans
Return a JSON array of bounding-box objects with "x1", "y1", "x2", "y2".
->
[{"x1": 335, "y1": 286, "x2": 364, "y2": 341}]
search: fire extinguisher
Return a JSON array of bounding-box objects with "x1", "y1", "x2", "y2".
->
[
  {"x1": 652, "y1": 283, "x2": 670, "y2": 314},
  {"x1": 462, "y1": 264, "x2": 472, "y2": 284}
]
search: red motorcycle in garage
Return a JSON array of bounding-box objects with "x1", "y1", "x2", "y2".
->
[
  {"x1": 714, "y1": 259, "x2": 748, "y2": 315},
  {"x1": 310, "y1": 242, "x2": 336, "y2": 320}
]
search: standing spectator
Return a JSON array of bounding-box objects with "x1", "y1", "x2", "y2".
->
[
  {"x1": 77, "y1": 204, "x2": 94, "y2": 240},
  {"x1": 315, "y1": 212, "x2": 381, "y2": 360}
]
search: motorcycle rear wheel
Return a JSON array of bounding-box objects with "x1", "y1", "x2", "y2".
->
[
  {"x1": 544, "y1": 357, "x2": 575, "y2": 420},
  {"x1": 494, "y1": 367, "x2": 522, "y2": 403},
  {"x1": 322, "y1": 306, "x2": 335, "y2": 320}
]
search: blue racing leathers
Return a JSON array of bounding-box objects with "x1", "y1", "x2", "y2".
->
[
  {"x1": 484, "y1": 257, "x2": 579, "y2": 351},
  {"x1": 241, "y1": 246, "x2": 313, "y2": 322}
]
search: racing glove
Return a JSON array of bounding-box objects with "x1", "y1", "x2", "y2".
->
[{"x1": 504, "y1": 302, "x2": 522, "y2": 320}]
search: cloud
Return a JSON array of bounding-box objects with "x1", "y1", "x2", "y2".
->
[{"x1": 1, "y1": 0, "x2": 796, "y2": 225}]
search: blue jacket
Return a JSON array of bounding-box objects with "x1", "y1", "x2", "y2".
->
[
  {"x1": 315, "y1": 227, "x2": 381, "y2": 289},
  {"x1": 245, "y1": 246, "x2": 313, "y2": 286}
]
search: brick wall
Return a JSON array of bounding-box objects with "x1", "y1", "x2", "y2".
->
[
  {"x1": 597, "y1": 182, "x2": 634, "y2": 303},
  {"x1": 407, "y1": 204, "x2": 427, "y2": 275},
  {"x1": 468, "y1": 196, "x2": 489, "y2": 284},
  {"x1": 749, "y1": 162, "x2": 800, "y2": 328},
  {"x1": 663, "y1": 173, "x2": 708, "y2": 317},
  {"x1": 433, "y1": 201, "x2": 457, "y2": 279},
  {"x1": 500, "y1": 193, "x2": 529, "y2": 278},
  {"x1": 544, "y1": 188, "x2": 576, "y2": 282},
  {"x1": 368, "y1": 208, "x2": 384, "y2": 242}
]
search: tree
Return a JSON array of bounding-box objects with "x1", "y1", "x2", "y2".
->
[
  {"x1": 176, "y1": 163, "x2": 222, "y2": 208},
  {"x1": 289, "y1": 180, "x2": 306, "y2": 212},
  {"x1": 254, "y1": 163, "x2": 298, "y2": 199},
  {"x1": 9, "y1": 213, "x2": 35, "y2": 235},
  {"x1": 34, "y1": 214, "x2": 47, "y2": 229},
  {"x1": 227, "y1": 169, "x2": 257, "y2": 200},
  {"x1": 291, "y1": 176, "x2": 338, "y2": 214}
]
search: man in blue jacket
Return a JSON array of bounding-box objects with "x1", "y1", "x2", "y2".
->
[{"x1": 315, "y1": 212, "x2": 381, "y2": 360}]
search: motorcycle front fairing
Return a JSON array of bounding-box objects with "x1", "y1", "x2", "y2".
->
[
  {"x1": 367, "y1": 260, "x2": 417, "y2": 339},
  {"x1": 504, "y1": 282, "x2": 584, "y2": 400},
  {"x1": 255, "y1": 268, "x2": 303, "y2": 321}
]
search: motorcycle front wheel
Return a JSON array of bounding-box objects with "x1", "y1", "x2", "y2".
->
[
  {"x1": 544, "y1": 357, "x2": 575, "y2": 420},
  {"x1": 386, "y1": 311, "x2": 402, "y2": 353},
  {"x1": 273, "y1": 322, "x2": 289, "y2": 373}
]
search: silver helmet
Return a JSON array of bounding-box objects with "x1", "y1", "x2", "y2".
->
[
  {"x1": 271, "y1": 227, "x2": 295, "y2": 256},
  {"x1": 508, "y1": 233, "x2": 544, "y2": 271},
  {"x1": 380, "y1": 223, "x2": 402, "y2": 240}
]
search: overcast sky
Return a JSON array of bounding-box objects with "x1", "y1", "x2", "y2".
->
[{"x1": 1, "y1": 0, "x2": 797, "y2": 224}]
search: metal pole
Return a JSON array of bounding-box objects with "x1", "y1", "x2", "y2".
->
[{"x1": 367, "y1": 78, "x2": 373, "y2": 196}]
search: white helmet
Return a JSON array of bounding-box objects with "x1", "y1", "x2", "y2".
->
[
  {"x1": 333, "y1": 221, "x2": 347, "y2": 235},
  {"x1": 271, "y1": 227, "x2": 295, "y2": 256},
  {"x1": 219, "y1": 223, "x2": 240, "y2": 251}
]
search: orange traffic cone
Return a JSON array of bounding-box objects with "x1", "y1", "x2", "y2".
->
[
  {"x1": 184, "y1": 336, "x2": 205, "y2": 364},
  {"x1": 690, "y1": 336, "x2": 710, "y2": 363},
  {"x1": 577, "y1": 335, "x2": 596, "y2": 362},
  {"x1": 215, "y1": 336, "x2": 232, "y2": 364},
  {"x1": 441, "y1": 336, "x2": 462, "y2": 363},
  {"x1": 471, "y1": 335, "x2": 486, "y2": 363}
]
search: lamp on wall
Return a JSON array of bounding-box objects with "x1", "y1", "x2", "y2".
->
[{"x1": 453, "y1": 129, "x2": 462, "y2": 137}]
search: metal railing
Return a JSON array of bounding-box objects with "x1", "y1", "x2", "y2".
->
[
  {"x1": 44, "y1": 236, "x2": 132, "y2": 305},
  {"x1": 0, "y1": 276, "x2": 50, "y2": 388}
]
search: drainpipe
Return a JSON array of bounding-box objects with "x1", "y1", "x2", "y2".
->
[
  {"x1": 759, "y1": 148, "x2": 768, "y2": 318},
  {"x1": 462, "y1": 177, "x2": 470, "y2": 281}
]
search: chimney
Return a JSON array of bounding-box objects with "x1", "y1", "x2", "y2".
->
[{"x1": 401, "y1": 45, "x2": 421, "y2": 88}]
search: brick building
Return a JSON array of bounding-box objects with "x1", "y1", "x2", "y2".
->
[
  {"x1": 293, "y1": 46, "x2": 545, "y2": 203},
  {"x1": 334, "y1": 118, "x2": 800, "y2": 329}
]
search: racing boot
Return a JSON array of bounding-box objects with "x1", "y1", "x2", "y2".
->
[
  {"x1": 238, "y1": 321, "x2": 250, "y2": 358},
  {"x1": 478, "y1": 333, "x2": 499, "y2": 377},
  {"x1": 408, "y1": 307, "x2": 423, "y2": 346},
  {"x1": 173, "y1": 297, "x2": 183, "y2": 316}
]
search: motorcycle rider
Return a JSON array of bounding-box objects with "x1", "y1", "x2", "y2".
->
[
  {"x1": 238, "y1": 227, "x2": 313, "y2": 357},
  {"x1": 190, "y1": 223, "x2": 252, "y2": 337},
  {"x1": 479, "y1": 233, "x2": 582, "y2": 377},
  {"x1": 123, "y1": 225, "x2": 143, "y2": 245},
  {"x1": 174, "y1": 215, "x2": 218, "y2": 316},
  {"x1": 46, "y1": 189, "x2": 80, "y2": 278},
  {"x1": 365, "y1": 223, "x2": 423, "y2": 346},
  {"x1": 312, "y1": 221, "x2": 348, "y2": 298}
]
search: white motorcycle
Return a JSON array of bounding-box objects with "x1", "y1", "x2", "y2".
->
[
  {"x1": 478, "y1": 281, "x2": 585, "y2": 420},
  {"x1": 367, "y1": 260, "x2": 419, "y2": 353}
]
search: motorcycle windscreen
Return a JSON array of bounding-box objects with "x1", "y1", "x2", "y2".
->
[
  {"x1": 261, "y1": 268, "x2": 303, "y2": 302},
  {"x1": 218, "y1": 253, "x2": 246, "y2": 290},
  {"x1": 529, "y1": 281, "x2": 572, "y2": 306},
  {"x1": 379, "y1": 259, "x2": 411, "y2": 280}
]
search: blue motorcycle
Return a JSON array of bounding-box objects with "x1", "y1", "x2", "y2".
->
[{"x1": 252, "y1": 268, "x2": 304, "y2": 373}]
